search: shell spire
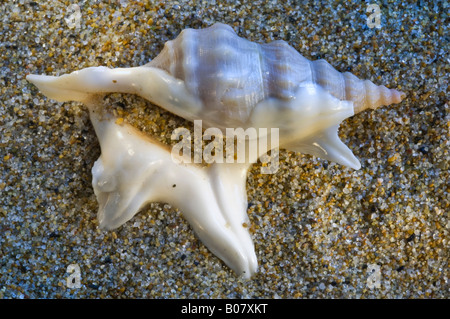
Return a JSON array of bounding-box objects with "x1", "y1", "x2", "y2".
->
[
  {"x1": 342, "y1": 71, "x2": 406, "y2": 114},
  {"x1": 309, "y1": 58, "x2": 406, "y2": 115}
]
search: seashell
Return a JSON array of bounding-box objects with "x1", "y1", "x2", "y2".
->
[
  {"x1": 27, "y1": 23, "x2": 405, "y2": 170},
  {"x1": 148, "y1": 23, "x2": 405, "y2": 119},
  {"x1": 87, "y1": 102, "x2": 256, "y2": 278},
  {"x1": 25, "y1": 23, "x2": 408, "y2": 278}
]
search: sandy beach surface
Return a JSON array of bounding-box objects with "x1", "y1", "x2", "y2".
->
[{"x1": 0, "y1": 0, "x2": 448, "y2": 298}]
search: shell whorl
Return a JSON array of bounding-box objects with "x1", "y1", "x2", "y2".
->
[
  {"x1": 148, "y1": 23, "x2": 405, "y2": 122},
  {"x1": 310, "y1": 59, "x2": 406, "y2": 114},
  {"x1": 148, "y1": 23, "x2": 265, "y2": 125}
]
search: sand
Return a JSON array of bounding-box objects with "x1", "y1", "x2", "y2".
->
[{"x1": 0, "y1": 0, "x2": 448, "y2": 298}]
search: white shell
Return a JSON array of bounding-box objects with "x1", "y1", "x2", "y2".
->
[
  {"x1": 26, "y1": 23, "x2": 405, "y2": 170},
  {"x1": 25, "y1": 23, "x2": 408, "y2": 278},
  {"x1": 88, "y1": 104, "x2": 256, "y2": 278}
]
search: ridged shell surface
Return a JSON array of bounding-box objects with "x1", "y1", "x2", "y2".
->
[{"x1": 148, "y1": 23, "x2": 404, "y2": 125}]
